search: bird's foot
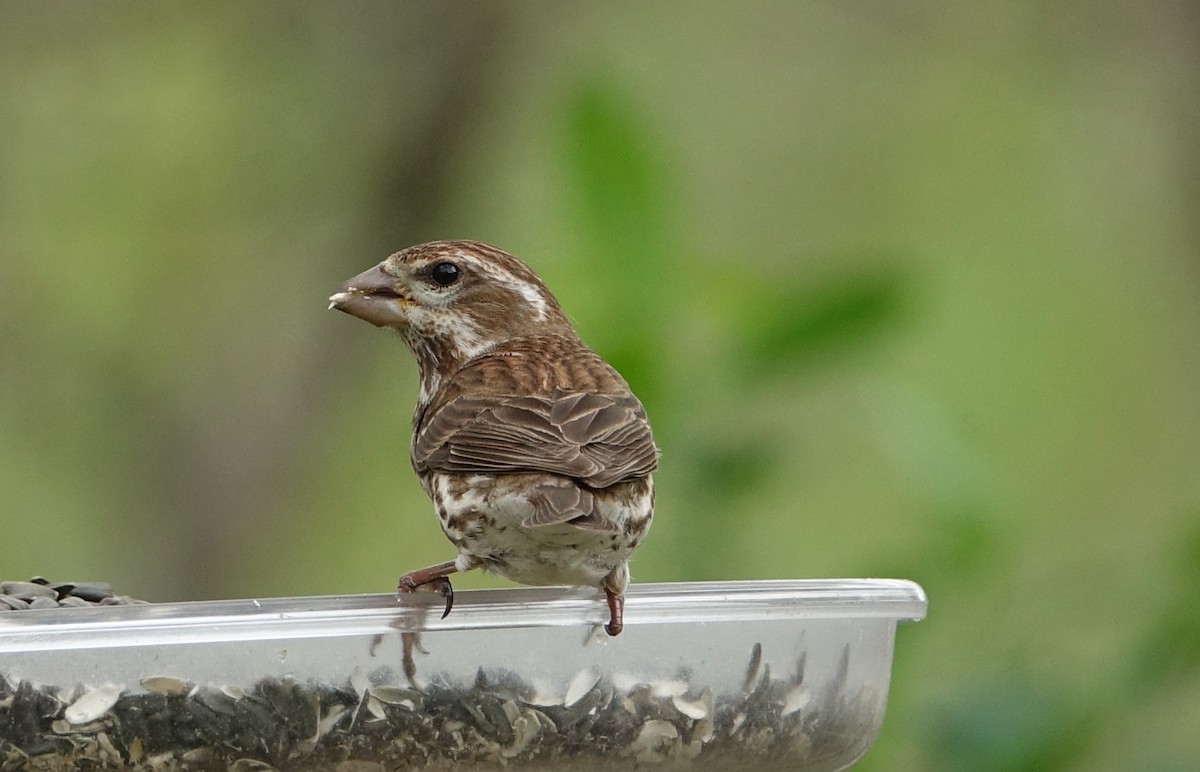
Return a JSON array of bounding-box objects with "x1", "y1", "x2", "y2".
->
[
  {"x1": 397, "y1": 560, "x2": 459, "y2": 619},
  {"x1": 604, "y1": 589, "x2": 624, "y2": 636}
]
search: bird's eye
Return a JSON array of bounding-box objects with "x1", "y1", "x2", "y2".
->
[{"x1": 429, "y1": 262, "x2": 461, "y2": 287}]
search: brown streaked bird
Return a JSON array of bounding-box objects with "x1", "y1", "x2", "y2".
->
[{"x1": 329, "y1": 241, "x2": 656, "y2": 635}]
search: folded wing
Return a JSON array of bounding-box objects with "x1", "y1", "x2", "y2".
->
[{"x1": 414, "y1": 389, "x2": 657, "y2": 489}]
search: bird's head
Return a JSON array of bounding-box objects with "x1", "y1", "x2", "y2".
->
[{"x1": 330, "y1": 241, "x2": 572, "y2": 370}]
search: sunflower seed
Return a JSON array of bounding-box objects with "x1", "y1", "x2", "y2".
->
[
  {"x1": 350, "y1": 665, "x2": 369, "y2": 697},
  {"x1": 651, "y1": 678, "x2": 689, "y2": 699},
  {"x1": 68, "y1": 582, "x2": 114, "y2": 602},
  {"x1": 317, "y1": 704, "x2": 349, "y2": 738},
  {"x1": 1, "y1": 581, "x2": 57, "y2": 601},
  {"x1": 64, "y1": 685, "x2": 121, "y2": 724},
  {"x1": 0, "y1": 639, "x2": 880, "y2": 769},
  {"x1": 780, "y1": 684, "x2": 811, "y2": 717},
  {"x1": 742, "y1": 641, "x2": 763, "y2": 693},
  {"x1": 672, "y1": 686, "x2": 713, "y2": 720},
  {"x1": 229, "y1": 760, "x2": 277, "y2": 771},
  {"x1": 0, "y1": 595, "x2": 29, "y2": 610},
  {"x1": 140, "y1": 675, "x2": 191, "y2": 696},
  {"x1": 563, "y1": 665, "x2": 602, "y2": 708},
  {"x1": 369, "y1": 684, "x2": 421, "y2": 709}
]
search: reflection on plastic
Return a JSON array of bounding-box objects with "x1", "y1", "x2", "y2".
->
[{"x1": 0, "y1": 579, "x2": 926, "y2": 771}]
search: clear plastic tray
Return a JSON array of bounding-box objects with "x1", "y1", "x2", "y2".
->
[{"x1": 0, "y1": 579, "x2": 926, "y2": 771}]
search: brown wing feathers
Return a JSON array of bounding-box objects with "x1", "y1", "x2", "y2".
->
[
  {"x1": 410, "y1": 336, "x2": 656, "y2": 532},
  {"x1": 413, "y1": 390, "x2": 656, "y2": 489}
]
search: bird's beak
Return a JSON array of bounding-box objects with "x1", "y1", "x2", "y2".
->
[{"x1": 328, "y1": 263, "x2": 412, "y2": 328}]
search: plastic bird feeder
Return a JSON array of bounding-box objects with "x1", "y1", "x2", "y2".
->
[{"x1": 0, "y1": 579, "x2": 926, "y2": 771}]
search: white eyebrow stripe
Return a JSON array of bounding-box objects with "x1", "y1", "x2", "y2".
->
[
  {"x1": 510, "y1": 278, "x2": 548, "y2": 320},
  {"x1": 460, "y1": 253, "x2": 549, "y2": 321}
]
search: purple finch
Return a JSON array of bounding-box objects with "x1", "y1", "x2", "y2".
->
[{"x1": 329, "y1": 241, "x2": 656, "y2": 635}]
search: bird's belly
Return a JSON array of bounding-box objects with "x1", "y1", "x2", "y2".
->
[
  {"x1": 471, "y1": 524, "x2": 618, "y2": 586},
  {"x1": 426, "y1": 472, "x2": 652, "y2": 587}
]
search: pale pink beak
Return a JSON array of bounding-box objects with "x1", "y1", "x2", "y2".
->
[{"x1": 329, "y1": 263, "x2": 412, "y2": 328}]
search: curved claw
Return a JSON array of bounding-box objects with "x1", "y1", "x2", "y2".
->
[
  {"x1": 397, "y1": 572, "x2": 455, "y2": 619},
  {"x1": 432, "y1": 577, "x2": 454, "y2": 618}
]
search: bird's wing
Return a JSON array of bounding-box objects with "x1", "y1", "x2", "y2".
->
[{"x1": 413, "y1": 390, "x2": 658, "y2": 490}]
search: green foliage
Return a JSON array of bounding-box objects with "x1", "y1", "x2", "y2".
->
[
  {"x1": 1129, "y1": 517, "x2": 1200, "y2": 690},
  {"x1": 564, "y1": 79, "x2": 670, "y2": 262},
  {"x1": 928, "y1": 677, "x2": 1077, "y2": 772},
  {"x1": 741, "y1": 266, "x2": 908, "y2": 372}
]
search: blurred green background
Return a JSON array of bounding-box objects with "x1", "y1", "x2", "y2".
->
[{"x1": 2, "y1": 2, "x2": 1199, "y2": 769}]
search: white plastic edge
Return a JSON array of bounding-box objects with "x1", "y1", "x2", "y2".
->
[{"x1": 0, "y1": 579, "x2": 927, "y2": 652}]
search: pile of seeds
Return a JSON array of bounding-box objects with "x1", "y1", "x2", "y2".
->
[
  {"x1": 0, "y1": 642, "x2": 878, "y2": 771},
  {"x1": 0, "y1": 578, "x2": 147, "y2": 611}
]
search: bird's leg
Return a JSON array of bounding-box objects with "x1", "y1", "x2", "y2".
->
[
  {"x1": 604, "y1": 589, "x2": 624, "y2": 636},
  {"x1": 601, "y1": 563, "x2": 629, "y2": 637},
  {"x1": 396, "y1": 557, "x2": 481, "y2": 687},
  {"x1": 397, "y1": 559, "x2": 460, "y2": 619}
]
